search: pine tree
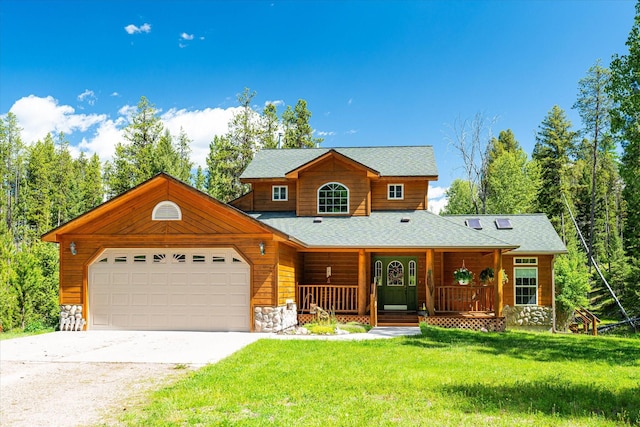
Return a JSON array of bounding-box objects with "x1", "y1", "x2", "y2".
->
[{"x1": 282, "y1": 99, "x2": 323, "y2": 148}]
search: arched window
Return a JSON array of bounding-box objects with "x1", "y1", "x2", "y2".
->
[
  {"x1": 152, "y1": 201, "x2": 182, "y2": 221},
  {"x1": 317, "y1": 182, "x2": 349, "y2": 214},
  {"x1": 387, "y1": 260, "x2": 404, "y2": 286}
]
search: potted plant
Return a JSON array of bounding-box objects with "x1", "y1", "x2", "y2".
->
[
  {"x1": 479, "y1": 267, "x2": 494, "y2": 284},
  {"x1": 453, "y1": 266, "x2": 473, "y2": 285}
]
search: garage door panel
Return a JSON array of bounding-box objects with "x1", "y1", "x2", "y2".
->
[{"x1": 89, "y1": 248, "x2": 251, "y2": 331}]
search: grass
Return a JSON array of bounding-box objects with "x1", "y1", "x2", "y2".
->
[
  {"x1": 120, "y1": 326, "x2": 640, "y2": 426},
  {"x1": 0, "y1": 327, "x2": 54, "y2": 340},
  {"x1": 303, "y1": 321, "x2": 372, "y2": 335}
]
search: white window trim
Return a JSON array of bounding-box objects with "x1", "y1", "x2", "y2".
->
[
  {"x1": 388, "y1": 184, "x2": 404, "y2": 200},
  {"x1": 317, "y1": 182, "x2": 349, "y2": 215},
  {"x1": 152, "y1": 201, "x2": 182, "y2": 221},
  {"x1": 272, "y1": 185, "x2": 288, "y2": 201},
  {"x1": 514, "y1": 266, "x2": 539, "y2": 306},
  {"x1": 514, "y1": 257, "x2": 538, "y2": 265}
]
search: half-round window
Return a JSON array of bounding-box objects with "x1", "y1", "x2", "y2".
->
[
  {"x1": 317, "y1": 182, "x2": 349, "y2": 214},
  {"x1": 152, "y1": 201, "x2": 182, "y2": 221}
]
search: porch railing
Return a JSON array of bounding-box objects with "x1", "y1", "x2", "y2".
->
[
  {"x1": 298, "y1": 284, "x2": 359, "y2": 314},
  {"x1": 435, "y1": 285, "x2": 494, "y2": 312}
]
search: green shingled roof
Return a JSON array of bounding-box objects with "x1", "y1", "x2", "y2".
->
[
  {"x1": 241, "y1": 146, "x2": 438, "y2": 179},
  {"x1": 442, "y1": 214, "x2": 567, "y2": 254},
  {"x1": 250, "y1": 211, "x2": 516, "y2": 249}
]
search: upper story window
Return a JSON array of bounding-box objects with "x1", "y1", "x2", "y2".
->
[
  {"x1": 272, "y1": 185, "x2": 288, "y2": 201},
  {"x1": 388, "y1": 184, "x2": 404, "y2": 200},
  {"x1": 152, "y1": 201, "x2": 182, "y2": 221},
  {"x1": 318, "y1": 182, "x2": 349, "y2": 214}
]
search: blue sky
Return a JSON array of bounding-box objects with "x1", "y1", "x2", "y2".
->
[{"x1": 0, "y1": 0, "x2": 635, "y2": 211}]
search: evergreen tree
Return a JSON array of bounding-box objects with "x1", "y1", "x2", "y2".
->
[
  {"x1": 532, "y1": 105, "x2": 578, "y2": 239},
  {"x1": 260, "y1": 102, "x2": 280, "y2": 149},
  {"x1": 608, "y1": 1, "x2": 640, "y2": 260},
  {"x1": 24, "y1": 134, "x2": 56, "y2": 241},
  {"x1": 282, "y1": 99, "x2": 323, "y2": 148},
  {"x1": 194, "y1": 165, "x2": 206, "y2": 192},
  {"x1": 573, "y1": 60, "x2": 613, "y2": 265}
]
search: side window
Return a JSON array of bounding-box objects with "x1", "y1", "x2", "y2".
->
[
  {"x1": 388, "y1": 184, "x2": 404, "y2": 200},
  {"x1": 272, "y1": 185, "x2": 288, "y2": 201}
]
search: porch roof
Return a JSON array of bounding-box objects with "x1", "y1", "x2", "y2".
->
[
  {"x1": 443, "y1": 214, "x2": 567, "y2": 254},
  {"x1": 249, "y1": 210, "x2": 517, "y2": 250},
  {"x1": 240, "y1": 146, "x2": 438, "y2": 179}
]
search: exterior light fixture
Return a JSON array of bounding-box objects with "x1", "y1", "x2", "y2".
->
[
  {"x1": 70, "y1": 241, "x2": 77, "y2": 256},
  {"x1": 259, "y1": 241, "x2": 265, "y2": 256}
]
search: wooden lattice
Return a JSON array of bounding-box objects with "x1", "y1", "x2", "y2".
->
[
  {"x1": 298, "y1": 314, "x2": 371, "y2": 325},
  {"x1": 424, "y1": 316, "x2": 505, "y2": 332}
]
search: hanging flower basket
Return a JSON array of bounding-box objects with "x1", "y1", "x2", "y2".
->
[{"x1": 453, "y1": 266, "x2": 473, "y2": 285}]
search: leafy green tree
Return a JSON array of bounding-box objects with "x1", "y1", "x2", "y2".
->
[
  {"x1": 9, "y1": 248, "x2": 47, "y2": 329},
  {"x1": 608, "y1": 2, "x2": 640, "y2": 260},
  {"x1": 486, "y1": 150, "x2": 540, "y2": 214},
  {"x1": 282, "y1": 99, "x2": 323, "y2": 148},
  {"x1": 441, "y1": 179, "x2": 476, "y2": 215},
  {"x1": 174, "y1": 127, "x2": 194, "y2": 182},
  {"x1": 485, "y1": 129, "x2": 540, "y2": 214},
  {"x1": 554, "y1": 242, "x2": 591, "y2": 330},
  {"x1": 532, "y1": 105, "x2": 578, "y2": 238}
]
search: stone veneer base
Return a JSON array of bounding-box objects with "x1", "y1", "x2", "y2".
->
[
  {"x1": 254, "y1": 304, "x2": 298, "y2": 332},
  {"x1": 59, "y1": 305, "x2": 86, "y2": 331}
]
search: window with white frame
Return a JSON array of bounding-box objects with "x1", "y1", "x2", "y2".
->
[
  {"x1": 374, "y1": 260, "x2": 383, "y2": 286},
  {"x1": 272, "y1": 185, "x2": 288, "y2": 201},
  {"x1": 318, "y1": 182, "x2": 349, "y2": 214},
  {"x1": 388, "y1": 184, "x2": 404, "y2": 200},
  {"x1": 514, "y1": 266, "x2": 538, "y2": 305},
  {"x1": 408, "y1": 260, "x2": 417, "y2": 286}
]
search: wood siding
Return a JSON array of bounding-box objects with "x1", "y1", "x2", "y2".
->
[
  {"x1": 277, "y1": 243, "x2": 299, "y2": 305},
  {"x1": 371, "y1": 180, "x2": 428, "y2": 211},
  {"x1": 440, "y1": 252, "x2": 553, "y2": 308},
  {"x1": 297, "y1": 157, "x2": 370, "y2": 216},
  {"x1": 54, "y1": 177, "x2": 281, "y2": 312},
  {"x1": 301, "y1": 252, "x2": 359, "y2": 286},
  {"x1": 250, "y1": 182, "x2": 297, "y2": 212}
]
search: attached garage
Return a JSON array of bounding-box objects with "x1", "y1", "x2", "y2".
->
[{"x1": 89, "y1": 248, "x2": 251, "y2": 331}]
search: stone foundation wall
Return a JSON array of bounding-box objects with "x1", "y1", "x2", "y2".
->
[
  {"x1": 60, "y1": 305, "x2": 86, "y2": 331},
  {"x1": 503, "y1": 305, "x2": 553, "y2": 328},
  {"x1": 254, "y1": 304, "x2": 298, "y2": 332}
]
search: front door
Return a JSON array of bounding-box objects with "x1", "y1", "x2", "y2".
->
[{"x1": 373, "y1": 256, "x2": 418, "y2": 311}]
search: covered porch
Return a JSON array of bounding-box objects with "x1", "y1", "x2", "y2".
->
[{"x1": 295, "y1": 248, "x2": 508, "y2": 331}]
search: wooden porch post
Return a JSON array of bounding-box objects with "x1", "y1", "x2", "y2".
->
[
  {"x1": 358, "y1": 249, "x2": 367, "y2": 316},
  {"x1": 425, "y1": 249, "x2": 435, "y2": 315},
  {"x1": 494, "y1": 249, "x2": 504, "y2": 317}
]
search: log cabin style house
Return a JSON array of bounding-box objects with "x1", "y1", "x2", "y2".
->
[{"x1": 42, "y1": 146, "x2": 566, "y2": 332}]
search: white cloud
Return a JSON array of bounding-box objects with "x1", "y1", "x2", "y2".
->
[
  {"x1": 161, "y1": 107, "x2": 241, "y2": 167},
  {"x1": 345, "y1": 129, "x2": 358, "y2": 135},
  {"x1": 9, "y1": 95, "x2": 106, "y2": 144},
  {"x1": 111, "y1": 92, "x2": 120, "y2": 97},
  {"x1": 125, "y1": 23, "x2": 151, "y2": 34},
  {"x1": 180, "y1": 32, "x2": 194, "y2": 40},
  {"x1": 348, "y1": 98, "x2": 353, "y2": 105},
  {"x1": 78, "y1": 119, "x2": 124, "y2": 161},
  {"x1": 317, "y1": 131, "x2": 336, "y2": 137},
  {"x1": 265, "y1": 100, "x2": 284, "y2": 107},
  {"x1": 428, "y1": 185, "x2": 449, "y2": 215},
  {"x1": 77, "y1": 89, "x2": 97, "y2": 105},
  {"x1": 178, "y1": 43, "x2": 187, "y2": 49}
]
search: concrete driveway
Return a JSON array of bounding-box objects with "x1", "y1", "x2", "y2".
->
[
  {"x1": 0, "y1": 330, "x2": 263, "y2": 365},
  {"x1": 0, "y1": 331, "x2": 263, "y2": 427}
]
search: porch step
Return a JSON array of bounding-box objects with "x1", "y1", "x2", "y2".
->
[{"x1": 377, "y1": 311, "x2": 420, "y2": 327}]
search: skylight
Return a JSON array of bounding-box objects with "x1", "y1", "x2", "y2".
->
[
  {"x1": 465, "y1": 218, "x2": 482, "y2": 230},
  {"x1": 495, "y1": 218, "x2": 513, "y2": 229}
]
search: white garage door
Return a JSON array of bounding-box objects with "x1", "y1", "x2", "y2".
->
[{"x1": 89, "y1": 248, "x2": 250, "y2": 331}]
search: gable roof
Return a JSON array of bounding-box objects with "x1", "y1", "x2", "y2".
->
[
  {"x1": 241, "y1": 146, "x2": 438, "y2": 179},
  {"x1": 442, "y1": 214, "x2": 567, "y2": 254},
  {"x1": 41, "y1": 173, "x2": 288, "y2": 243},
  {"x1": 249, "y1": 210, "x2": 517, "y2": 250}
]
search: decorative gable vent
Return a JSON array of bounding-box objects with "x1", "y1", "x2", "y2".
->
[{"x1": 152, "y1": 201, "x2": 182, "y2": 221}]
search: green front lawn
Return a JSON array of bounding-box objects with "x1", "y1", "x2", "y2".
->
[{"x1": 121, "y1": 326, "x2": 640, "y2": 426}]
